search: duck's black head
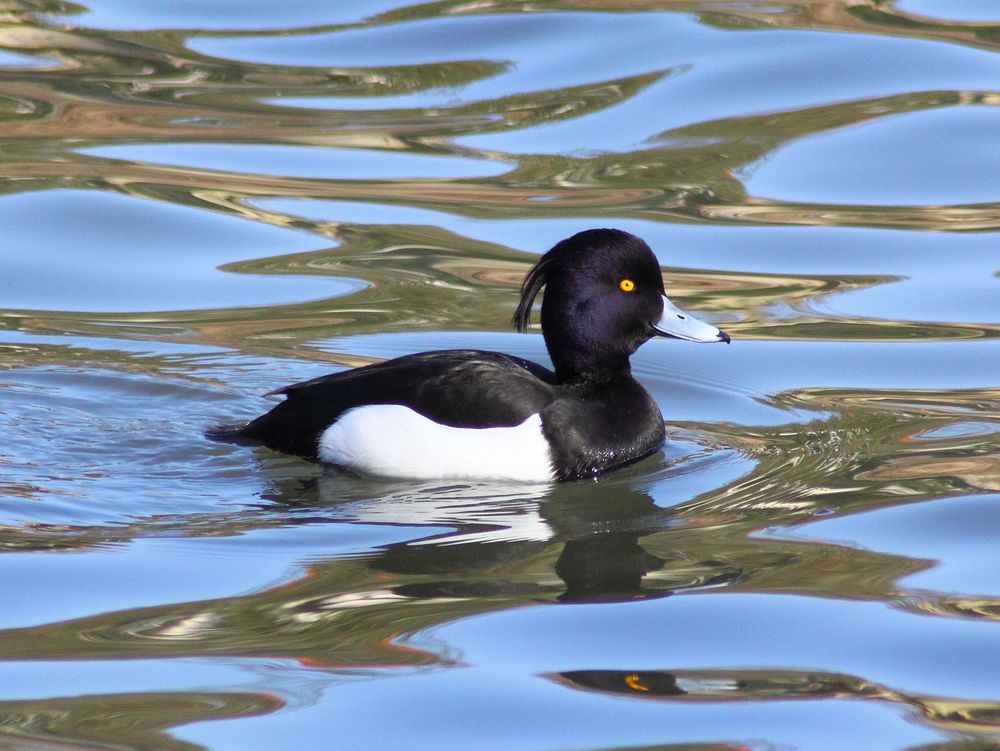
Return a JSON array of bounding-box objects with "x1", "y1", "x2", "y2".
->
[{"x1": 514, "y1": 229, "x2": 729, "y2": 383}]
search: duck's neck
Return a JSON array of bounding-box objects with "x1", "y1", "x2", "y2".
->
[{"x1": 549, "y1": 349, "x2": 633, "y2": 388}]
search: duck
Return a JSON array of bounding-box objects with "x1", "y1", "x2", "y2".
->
[{"x1": 208, "y1": 228, "x2": 730, "y2": 483}]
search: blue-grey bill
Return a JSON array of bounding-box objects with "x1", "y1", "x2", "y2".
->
[{"x1": 651, "y1": 295, "x2": 730, "y2": 343}]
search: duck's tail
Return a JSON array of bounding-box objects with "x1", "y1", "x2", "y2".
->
[{"x1": 204, "y1": 421, "x2": 258, "y2": 445}]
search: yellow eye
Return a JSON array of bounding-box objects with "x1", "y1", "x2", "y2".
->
[{"x1": 619, "y1": 278, "x2": 635, "y2": 293}]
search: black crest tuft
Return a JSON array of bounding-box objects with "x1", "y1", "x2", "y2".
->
[{"x1": 513, "y1": 253, "x2": 557, "y2": 332}]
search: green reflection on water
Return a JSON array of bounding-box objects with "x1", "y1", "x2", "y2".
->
[{"x1": 0, "y1": 691, "x2": 283, "y2": 751}]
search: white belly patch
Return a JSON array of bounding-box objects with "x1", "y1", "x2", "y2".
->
[{"x1": 318, "y1": 405, "x2": 555, "y2": 483}]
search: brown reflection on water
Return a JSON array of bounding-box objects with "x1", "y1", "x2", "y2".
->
[
  {"x1": 680, "y1": 387, "x2": 1000, "y2": 521},
  {"x1": 5, "y1": 233, "x2": 997, "y2": 360},
  {"x1": 23, "y1": 0, "x2": 997, "y2": 52},
  {"x1": 0, "y1": 6, "x2": 996, "y2": 245},
  {"x1": 0, "y1": 0, "x2": 996, "y2": 363},
  {"x1": 3, "y1": 88, "x2": 997, "y2": 234},
  {"x1": 0, "y1": 691, "x2": 282, "y2": 751}
]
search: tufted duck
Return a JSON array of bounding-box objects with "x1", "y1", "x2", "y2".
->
[{"x1": 208, "y1": 229, "x2": 730, "y2": 482}]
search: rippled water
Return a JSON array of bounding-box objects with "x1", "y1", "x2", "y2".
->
[{"x1": 2, "y1": 1, "x2": 999, "y2": 748}]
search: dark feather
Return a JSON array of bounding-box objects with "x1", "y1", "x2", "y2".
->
[{"x1": 223, "y1": 350, "x2": 558, "y2": 460}]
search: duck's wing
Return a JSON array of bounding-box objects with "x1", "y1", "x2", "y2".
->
[{"x1": 209, "y1": 350, "x2": 558, "y2": 460}]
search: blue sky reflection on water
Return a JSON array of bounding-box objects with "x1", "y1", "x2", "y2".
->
[
  {"x1": 0, "y1": 190, "x2": 350, "y2": 312},
  {"x1": 80, "y1": 143, "x2": 514, "y2": 181},
  {"x1": 742, "y1": 105, "x2": 1000, "y2": 206},
  {"x1": 44, "y1": 0, "x2": 407, "y2": 30}
]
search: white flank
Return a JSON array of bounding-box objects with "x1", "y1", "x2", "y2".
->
[{"x1": 318, "y1": 405, "x2": 555, "y2": 483}]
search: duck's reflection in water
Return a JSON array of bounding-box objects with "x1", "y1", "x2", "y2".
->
[
  {"x1": 552, "y1": 668, "x2": 1000, "y2": 738},
  {"x1": 288, "y1": 463, "x2": 739, "y2": 604},
  {"x1": 555, "y1": 532, "x2": 667, "y2": 602}
]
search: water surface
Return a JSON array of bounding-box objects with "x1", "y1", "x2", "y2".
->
[{"x1": 2, "y1": 1, "x2": 999, "y2": 749}]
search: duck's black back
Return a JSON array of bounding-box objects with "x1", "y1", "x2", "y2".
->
[{"x1": 222, "y1": 350, "x2": 559, "y2": 459}]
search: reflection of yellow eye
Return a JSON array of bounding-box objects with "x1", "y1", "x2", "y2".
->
[
  {"x1": 624, "y1": 673, "x2": 650, "y2": 692},
  {"x1": 619, "y1": 279, "x2": 635, "y2": 293}
]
